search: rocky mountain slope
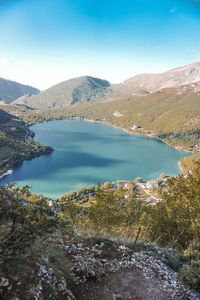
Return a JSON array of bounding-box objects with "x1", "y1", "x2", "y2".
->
[
  {"x1": 0, "y1": 109, "x2": 13, "y2": 123},
  {"x1": 14, "y1": 76, "x2": 112, "y2": 108},
  {"x1": 114, "y1": 61, "x2": 200, "y2": 96},
  {"x1": 13, "y1": 61, "x2": 200, "y2": 109},
  {"x1": 0, "y1": 77, "x2": 39, "y2": 104}
]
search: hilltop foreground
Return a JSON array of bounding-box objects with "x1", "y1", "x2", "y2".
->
[
  {"x1": 0, "y1": 163, "x2": 200, "y2": 299},
  {"x1": 1, "y1": 238, "x2": 198, "y2": 300}
]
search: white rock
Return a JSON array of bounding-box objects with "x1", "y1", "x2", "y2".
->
[{"x1": 0, "y1": 277, "x2": 9, "y2": 287}]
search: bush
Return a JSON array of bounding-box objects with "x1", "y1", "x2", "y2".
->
[
  {"x1": 179, "y1": 241, "x2": 200, "y2": 291},
  {"x1": 143, "y1": 162, "x2": 200, "y2": 250},
  {"x1": 0, "y1": 185, "x2": 57, "y2": 260},
  {"x1": 87, "y1": 185, "x2": 144, "y2": 236}
]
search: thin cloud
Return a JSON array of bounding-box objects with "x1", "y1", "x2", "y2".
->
[
  {"x1": 0, "y1": 57, "x2": 8, "y2": 65},
  {"x1": 16, "y1": 59, "x2": 31, "y2": 67}
]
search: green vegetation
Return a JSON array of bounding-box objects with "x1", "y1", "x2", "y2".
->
[
  {"x1": 180, "y1": 153, "x2": 200, "y2": 171},
  {"x1": 1, "y1": 86, "x2": 200, "y2": 295},
  {"x1": 0, "y1": 109, "x2": 53, "y2": 176},
  {"x1": 1, "y1": 162, "x2": 200, "y2": 292},
  {"x1": 58, "y1": 183, "x2": 144, "y2": 237},
  {"x1": 6, "y1": 89, "x2": 200, "y2": 153},
  {"x1": 0, "y1": 185, "x2": 56, "y2": 259},
  {"x1": 60, "y1": 165, "x2": 200, "y2": 290},
  {"x1": 13, "y1": 76, "x2": 112, "y2": 108},
  {"x1": 145, "y1": 164, "x2": 200, "y2": 246}
]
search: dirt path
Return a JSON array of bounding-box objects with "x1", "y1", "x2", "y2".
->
[
  {"x1": 73, "y1": 267, "x2": 189, "y2": 300},
  {"x1": 2, "y1": 240, "x2": 199, "y2": 299}
]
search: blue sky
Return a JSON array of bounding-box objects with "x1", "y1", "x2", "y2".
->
[{"x1": 0, "y1": 0, "x2": 200, "y2": 89}]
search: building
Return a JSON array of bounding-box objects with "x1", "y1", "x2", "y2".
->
[
  {"x1": 113, "y1": 111, "x2": 123, "y2": 117},
  {"x1": 131, "y1": 124, "x2": 143, "y2": 130},
  {"x1": 146, "y1": 180, "x2": 159, "y2": 189}
]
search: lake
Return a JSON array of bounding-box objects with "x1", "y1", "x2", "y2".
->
[{"x1": 0, "y1": 120, "x2": 189, "y2": 198}]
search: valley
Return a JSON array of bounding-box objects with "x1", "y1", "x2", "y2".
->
[
  {"x1": 3, "y1": 88, "x2": 200, "y2": 170},
  {"x1": 0, "y1": 61, "x2": 199, "y2": 160},
  {"x1": 0, "y1": 61, "x2": 200, "y2": 300},
  {"x1": 1, "y1": 1, "x2": 200, "y2": 299}
]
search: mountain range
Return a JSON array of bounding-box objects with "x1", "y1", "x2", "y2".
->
[
  {"x1": 115, "y1": 61, "x2": 200, "y2": 96},
  {"x1": 0, "y1": 77, "x2": 40, "y2": 104},
  {"x1": 1, "y1": 61, "x2": 200, "y2": 109}
]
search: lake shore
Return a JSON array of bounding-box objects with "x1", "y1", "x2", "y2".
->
[
  {"x1": 2, "y1": 118, "x2": 187, "y2": 197},
  {"x1": 32, "y1": 115, "x2": 193, "y2": 175},
  {"x1": 82, "y1": 117, "x2": 193, "y2": 154},
  {"x1": 0, "y1": 116, "x2": 192, "y2": 185},
  {"x1": 0, "y1": 144, "x2": 54, "y2": 179},
  {"x1": 28, "y1": 115, "x2": 193, "y2": 153},
  {"x1": 83, "y1": 118, "x2": 196, "y2": 173}
]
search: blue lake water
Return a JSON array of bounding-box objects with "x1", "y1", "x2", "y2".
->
[{"x1": 0, "y1": 120, "x2": 189, "y2": 198}]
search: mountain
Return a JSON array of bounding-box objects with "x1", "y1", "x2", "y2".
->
[
  {"x1": 13, "y1": 61, "x2": 200, "y2": 109},
  {"x1": 0, "y1": 108, "x2": 13, "y2": 123},
  {"x1": 14, "y1": 76, "x2": 112, "y2": 108},
  {"x1": 0, "y1": 77, "x2": 40, "y2": 104},
  {"x1": 114, "y1": 61, "x2": 200, "y2": 96}
]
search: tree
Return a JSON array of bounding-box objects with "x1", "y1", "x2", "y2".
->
[
  {"x1": 135, "y1": 177, "x2": 143, "y2": 183},
  {"x1": 103, "y1": 182, "x2": 111, "y2": 190},
  {"x1": 144, "y1": 161, "x2": 200, "y2": 249},
  {"x1": 0, "y1": 185, "x2": 56, "y2": 260},
  {"x1": 87, "y1": 185, "x2": 143, "y2": 235}
]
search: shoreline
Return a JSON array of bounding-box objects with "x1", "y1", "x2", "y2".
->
[
  {"x1": 80, "y1": 117, "x2": 193, "y2": 154},
  {"x1": 83, "y1": 118, "x2": 193, "y2": 173},
  {"x1": 31, "y1": 116, "x2": 192, "y2": 174},
  {"x1": 31, "y1": 115, "x2": 193, "y2": 173},
  {"x1": 0, "y1": 169, "x2": 13, "y2": 180},
  {"x1": 0, "y1": 115, "x2": 193, "y2": 183},
  {"x1": 0, "y1": 146, "x2": 54, "y2": 179},
  {"x1": 30, "y1": 115, "x2": 193, "y2": 153}
]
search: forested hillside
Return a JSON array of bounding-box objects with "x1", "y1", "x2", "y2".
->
[
  {"x1": 13, "y1": 76, "x2": 112, "y2": 108},
  {"x1": 7, "y1": 89, "x2": 200, "y2": 152},
  {"x1": 0, "y1": 109, "x2": 53, "y2": 177}
]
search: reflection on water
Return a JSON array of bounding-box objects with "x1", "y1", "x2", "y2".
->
[{"x1": 0, "y1": 120, "x2": 189, "y2": 198}]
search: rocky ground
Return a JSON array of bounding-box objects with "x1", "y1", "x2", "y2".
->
[{"x1": 1, "y1": 239, "x2": 199, "y2": 300}]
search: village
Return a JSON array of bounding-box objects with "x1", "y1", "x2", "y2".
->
[{"x1": 51, "y1": 174, "x2": 169, "y2": 208}]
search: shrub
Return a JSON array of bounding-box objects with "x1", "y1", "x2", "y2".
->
[
  {"x1": 179, "y1": 241, "x2": 200, "y2": 291},
  {"x1": 143, "y1": 162, "x2": 200, "y2": 250}
]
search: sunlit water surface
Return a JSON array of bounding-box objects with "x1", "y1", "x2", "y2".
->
[{"x1": 0, "y1": 120, "x2": 189, "y2": 198}]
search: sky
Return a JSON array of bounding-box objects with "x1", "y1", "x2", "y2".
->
[{"x1": 0, "y1": 0, "x2": 200, "y2": 90}]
